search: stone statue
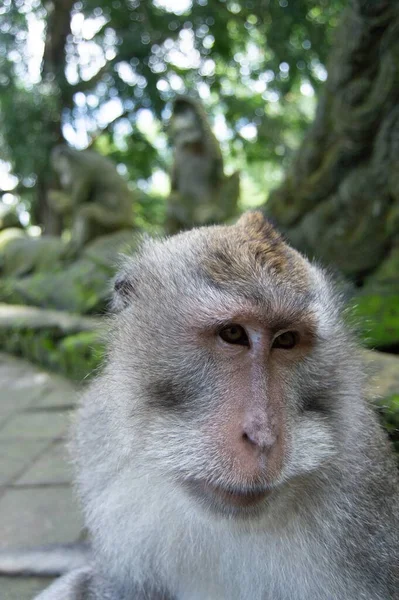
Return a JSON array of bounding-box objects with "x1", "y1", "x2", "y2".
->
[
  {"x1": 166, "y1": 96, "x2": 240, "y2": 234},
  {"x1": 49, "y1": 145, "x2": 135, "y2": 257}
]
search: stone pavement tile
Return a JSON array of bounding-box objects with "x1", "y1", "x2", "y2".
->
[
  {"x1": 0, "y1": 486, "x2": 84, "y2": 548},
  {"x1": 1, "y1": 575, "x2": 52, "y2": 599},
  {"x1": 0, "y1": 374, "x2": 52, "y2": 418},
  {"x1": 0, "y1": 355, "x2": 84, "y2": 599},
  {"x1": 0, "y1": 353, "x2": 36, "y2": 379},
  {"x1": 0, "y1": 354, "x2": 52, "y2": 392},
  {"x1": 31, "y1": 381, "x2": 78, "y2": 409},
  {"x1": 15, "y1": 440, "x2": 72, "y2": 486},
  {"x1": 2, "y1": 372, "x2": 49, "y2": 391},
  {"x1": 0, "y1": 411, "x2": 71, "y2": 440},
  {"x1": 0, "y1": 439, "x2": 50, "y2": 487},
  {"x1": 0, "y1": 415, "x2": 14, "y2": 432}
]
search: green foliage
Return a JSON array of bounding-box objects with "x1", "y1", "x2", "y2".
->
[
  {"x1": 0, "y1": 0, "x2": 345, "y2": 221},
  {"x1": 354, "y1": 293, "x2": 399, "y2": 350},
  {"x1": 0, "y1": 319, "x2": 104, "y2": 381},
  {"x1": 353, "y1": 246, "x2": 399, "y2": 349},
  {"x1": 0, "y1": 1, "x2": 58, "y2": 203},
  {"x1": 375, "y1": 394, "x2": 399, "y2": 454},
  {"x1": 57, "y1": 331, "x2": 105, "y2": 381}
]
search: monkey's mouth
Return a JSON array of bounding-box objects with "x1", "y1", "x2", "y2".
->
[{"x1": 184, "y1": 478, "x2": 272, "y2": 512}]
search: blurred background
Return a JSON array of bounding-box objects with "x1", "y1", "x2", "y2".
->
[
  {"x1": 0, "y1": 0, "x2": 398, "y2": 442},
  {"x1": 0, "y1": 2, "x2": 398, "y2": 596}
]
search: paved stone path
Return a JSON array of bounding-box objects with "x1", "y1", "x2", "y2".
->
[{"x1": 0, "y1": 353, "x2": 84, "y2": 599}]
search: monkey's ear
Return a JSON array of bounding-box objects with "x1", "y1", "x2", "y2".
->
[{"x1": 111, "y1": 272, "x2": 136, "y2": 312}]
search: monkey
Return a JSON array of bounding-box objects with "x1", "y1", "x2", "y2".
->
[
  {"x1": 166, "y1": 96, "x2": 240, "y2": 234},
  {"x1": 1, "y1": 211, "x2": 398, "y2": 599},
  {"x1": 49, "y1": 145, "x2": 135, "y2": 257}
]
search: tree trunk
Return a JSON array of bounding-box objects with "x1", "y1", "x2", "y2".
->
[
  {"x1": 265, "y1": 0, "x2": 399, "y2": 350},
  {"x1": 36, "y1": 0, "x2": 74, "y2": 235},
  {"x1": 266, "y1": 0, "x2": 399, "y2": 279}
]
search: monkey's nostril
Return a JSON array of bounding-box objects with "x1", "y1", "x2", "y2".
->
[
  {"x1": 242, "y1": 425, "x2": 277, "y2": 451},
  {"x1": 242, "y1": 431, "x2": 257, "y2": 447}
]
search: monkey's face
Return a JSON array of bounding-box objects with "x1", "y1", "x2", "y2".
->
[
  {"x1": 110, "y1": 213, "x2": 350, "y2": 518},
  {"x1": 169, "y1": 103, "x2": 202, "y2": 144},
  {"x1": 51, "y1": 149, "x2": 73, "y2": 188}
]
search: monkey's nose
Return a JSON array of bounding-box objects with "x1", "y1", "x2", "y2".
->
[{"x1": 241, "y1": 423, "x2": 277, "y2": 452}]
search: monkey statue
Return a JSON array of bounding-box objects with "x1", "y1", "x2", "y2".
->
[
  {"x1": 0, "y1": 212, "x2": 398, "y2": 599},
  {"x1": 166, "y1": 96, "x2": 240, "y2": 234},
  {"x1": 49, "y1": 145, "x2": 135, "y2": 257}
]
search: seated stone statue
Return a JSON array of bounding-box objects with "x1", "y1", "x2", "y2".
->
[
  {"x1": 49, "y1": 145, "x2": 135, "y2": 257},
  {"x1": 166, "y1": 96, "x2": 240, "y2": 234}
]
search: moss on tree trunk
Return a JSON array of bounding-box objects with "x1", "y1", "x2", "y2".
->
[
  {"x1": 265, "y1": 0, "x2": 399, "y2": 349},
  {"x1": 267, "y1": 0, "x2": 399, "y2": 278}
]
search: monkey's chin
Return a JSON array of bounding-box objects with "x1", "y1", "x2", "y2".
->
[{"x1": 184, "y1": 478, "x2": 273, "y2": 518}]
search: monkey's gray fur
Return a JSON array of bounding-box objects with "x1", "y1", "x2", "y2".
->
[{"x1": 7, "y1": 213, "x2": 399, "y2": 599}]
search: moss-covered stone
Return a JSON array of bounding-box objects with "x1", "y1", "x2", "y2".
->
[
  {"x1": 353, "y1": 293, "x2": 399, "y2": 348},
  {"x1": 83, "y1": 229, "x2": 139, "y2": 270},
  {"x1": 363, "y1": 349, "x2": 399, "y2": 453},
  {"x1": 285, "y1": 173, "x2": 391, "y2": 277},
  {"x1": 57, "y1": 331, "x2": 105, "y2": 381},
  {"x1": 4, "y1": 259, "x2": 111, "y2": 314},
  {"x1": 365, "y1": 244, "x2": 399, "y2": 288},
  {"x1": 353, "y1": 244, "x2": 399, "y2": 348},
  {"x1": 0, "y1": 304, "x2": 100, "y2": 332},
  {"x1": 0, "y1": 227, "x2": 25, "y2": 248},
  {"x1": 0, "y1": 208, "x2": 22, "y2": 230},
  {"x1": 374, "y1": 393, "x2": 399, "y2": 453},
  {"x1": 0, "y1": 228, "x2": 26, "y2": 271},
  {"x1": 265, "y1": 0, "x2": 399, "y2": 289},
  {"x1": 0, "y1": 305, "x2": 103, "y2": 380},
  {"x1": 0, "y1": 230, "x2": 141, "y2": 314},
  {"x1": 0, "y1": 230, "x2": 65, "y2": 277}
]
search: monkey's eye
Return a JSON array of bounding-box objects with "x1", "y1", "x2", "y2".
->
[
  {"x1": 272, "y1": 331, "x2": 298, "y2": 350},
  {"x1": 219, "y1": 324, "x2": 249, "y2": 347}
]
